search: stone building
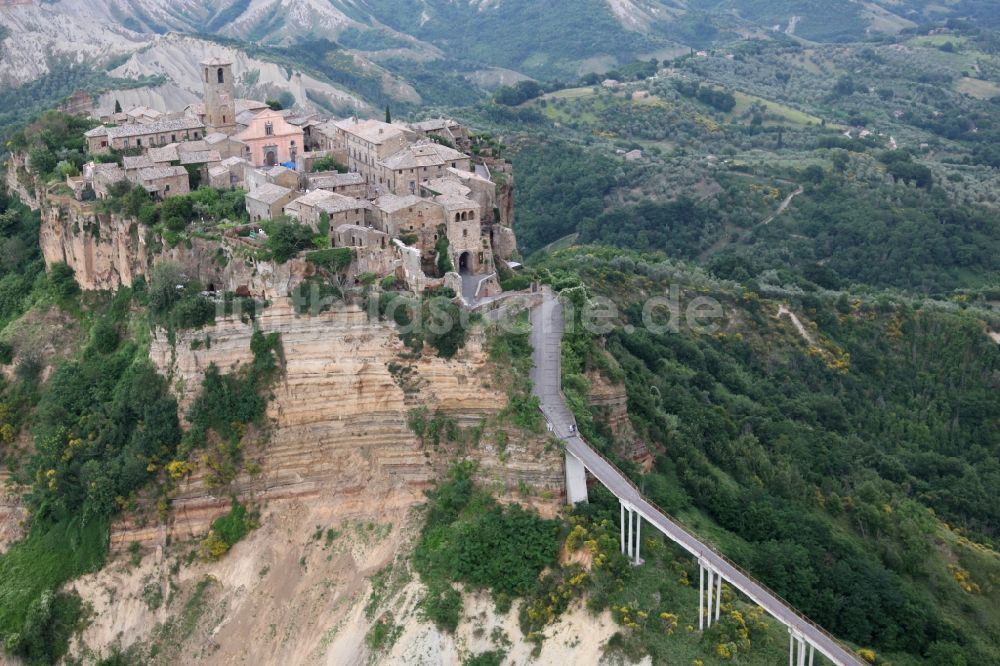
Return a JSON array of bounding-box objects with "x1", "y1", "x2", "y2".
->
[
  {"x1": 208, "y1": 156, "x2": 250, "y2": 189},
  {"x1": 235, "y1": 109, "x2": 305, "y2": 167},
  {"x1": 284, "y1": 190, "x2": 369, "y2": 231},
  {"x1": 380, "y1": 141, "x2": 472, "y2": 196},
  {"x1": 204, "y1": 132, "x2": 248, "y2": 160},
  {"x1": 435, "y1": 194, "x2": 486, "y2": 273},
  {"x1": 336, "y1": 118, "x2": 415, "y2": 187},
  {"x1": 133, "y1": 165, "x2": 190, "y2": 199},
  {"x1": 122, "y1": 155, "x2": 155, "y2": 179},
  {"x1": 409, "y1": 118, "x2": 471, "y2": 151},
  {"x1": 245, "y1": 165, "x2": 300, "y2": 192},
  {"x1": 201, "y1": 58, "x2": 237, "y2": 136},
  {"x1": 305, "y1": 172, "x2": 366, "y2": 198},
  {"x1": 85, "y1": 117, "x2": 206, "y2": 153},
  {"x1": 369, "y1": 194, "x2": 444, "y2": 243},
  {"x1": 331, "y1": 224, "x2": 389, "y2": 252},
  {"x1": 245, "y1": 183, "x2": 296, "y2": 223},
  {"x1": 87, "y1": 162, "x2": 126, "y2": 199}
]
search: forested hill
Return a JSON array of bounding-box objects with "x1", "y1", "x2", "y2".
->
[{"x1": 531, "y1": 247, "x2": 1000, "y2": 664}]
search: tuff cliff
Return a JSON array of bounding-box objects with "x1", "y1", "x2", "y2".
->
[
  {"x1": 37, "y1": 194, "x2": 312, "y2": 297},
  {"x1": 108, "y1": 298, "x2": 563, "y2": 552},
  {"x1": 65, "y1": 297, "x2": 568, "y2": 664}
]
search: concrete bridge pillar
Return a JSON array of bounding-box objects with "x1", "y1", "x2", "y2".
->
[
  {"x1": 565, "y1": 451, "x2": 588, "y2": 505},
  {"x1": 619, "y1": 501, "x2": 643, "y2": 565},
  {"x1": 698, "y1": 560, "x2": 725, "y2": 630},
  {"x1": 789, "y1": 629, "x2": 814, "y2": 666}
]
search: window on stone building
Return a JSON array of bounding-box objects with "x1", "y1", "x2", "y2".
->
[
  {"x1": 217, "y1": 68, "x2": 225, "y2": 84},
  {"x1": 265, "y1": 122, "x2": 274, "y2": 136}
]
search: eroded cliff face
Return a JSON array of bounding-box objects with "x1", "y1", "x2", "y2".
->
[
  {"x1": 64, "y1": 298, "x2": 567, "y2": 664},
  {"x1": 112, "y1": 297, "x2": 563, "y2": 548},
  {"x1": 38, "y1": 198, "x2": 310, "y2": 297},
  {"x1": 586, "y1": 368, "x2": 653, "y2": 469}
]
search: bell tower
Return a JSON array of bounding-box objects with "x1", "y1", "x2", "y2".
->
[{"x1": 202, "y1": 57, "x2": 237, "y2": 136}]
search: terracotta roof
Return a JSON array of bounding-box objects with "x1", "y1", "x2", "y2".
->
[
  {"x1": 422, "y1": 177, "x2": 471, "y2": 198},
  {"x1": 381, "y1": 141, "x2": 468, "y2": 171},
  {"x1": 179, "y1": 150, "x2": 222, "y2": 165},
  {"x1": 246, "y1": 183, "x2": 293, "y2": 205},
  {"x1": 136, "y1": 165, "x2": 188, "y2": 181},
  {"x1": 105, "y1": 117, "x2": 204, "y2": 140},
  {"x1": 373, "y1": 194, "x2": 428, "y2": 214},
  {"x1": 122, "y1": 155, "x2": 154, "y2": 170},
  {"x1": 288, "y1": 191, "x2": 369, "y2": 215},
  {"x1": 434, "y1": 193, "x2": 477, "y2": 211},
  {"x1": 147, "y1": 145, "x2": 180, "y2": 163},
  {"x1": 333, "y1": 118, "x2": 410, "y2": 145},
  {"x1": 308, "y1": 172, "x2": 364, "y2": 189}
]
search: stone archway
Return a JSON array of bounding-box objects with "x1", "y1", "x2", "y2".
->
[
  {"x1": 458, "y1": 251, "x2": 470, "y2": 274},
  {"x1": 265, "y1": 150, "x2": 277, "y2": 167}
]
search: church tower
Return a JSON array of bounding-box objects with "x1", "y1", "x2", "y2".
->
[{"x1": 202, "y1": 57, "x2": 237, "y2": 136}]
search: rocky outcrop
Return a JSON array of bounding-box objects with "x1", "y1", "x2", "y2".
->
[
  {"x1": 38, "y1": 199, "x2": 310, "y2": 297},
  {"x1": 5, "y1": 154, "x2": 41, "y2": 210},
  {"x1": 586, "y1": 369, "x2": 653, "y2": 469}
]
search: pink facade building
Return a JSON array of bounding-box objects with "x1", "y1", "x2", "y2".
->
[{"x1": 235, "y1": 109, "x2": 305, "y2": 167}]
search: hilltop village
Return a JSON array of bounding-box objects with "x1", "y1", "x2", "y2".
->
[{"x1": 61, "y1": 58, "x2": 516, "y2": 302}]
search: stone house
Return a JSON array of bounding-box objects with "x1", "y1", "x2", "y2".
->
[
  {"x1": 331, "y1": 224, "x2": 389, "y2": 252},
  {"x1": 284, "y1": 190, "x2": 369, "y2": 231},
  {"x1": 245, "y1": 165, "x2": 300, "y2": 192},
  {"x1": 235, "y1": 109, "x2": 304, "y2": 167},
  {"x1": 380, "y1": 141, "x2": 472, "y2": 196},
  {"x1": 409, "y1": 118, "x2": 471, "y2": 151},
  {"x1": 369, "y1": 194, "x2": 444, "y2": 243},
  {"x1": 86, "y1": 117, "x2": 206, "y2": 153},
  {"x1": 122, "y1": 155, "x2": 155, "y2": 179},
  {"x1": 245, "y1": 183, "x2": 296, "y2": 223},
  {"x1": 131, "y1": 165, "x2": 190, "y2": 199},
  {"x1": 436, "y1": 194, "x2": 488, "y2": 274},
  {"x1": 204, "y1": 132, "x2": 248, "y2": 160},
  {"x1": 335, "y1": 118, "x2": 415, "y2": 186},
  {"x1": 208, "y1": 156, "x2": 250, "y2": 189},
  {"x1": 310, "y1": 121, "x2": 349, "y2": 164},
  {"x1": 85, "y1": 162, "x2": 126, "y2": 199},
  {"x1": 423, "y1": 167, "x2": 496, "y2": 222},
  {"x1": 305, "y1": 171, "x2": 366, "y2": 198}
]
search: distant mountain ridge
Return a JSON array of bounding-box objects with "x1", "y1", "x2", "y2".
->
[{"x1": 0, "y1": 0, "x2": 991, "y2": 121}]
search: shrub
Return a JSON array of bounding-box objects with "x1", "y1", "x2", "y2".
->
[
  {"x1": 419, "y1": 583, "x2": 463, "y2": 633},
  {"x1": 48, "y1": 262, "x2": 78, "y2": 299},
  {"x1": 266, "y1": 219, "x2": 315, "y2": 263},
  {"x1": 311, "y1": 156, "x2": 348, "y2": 173}
]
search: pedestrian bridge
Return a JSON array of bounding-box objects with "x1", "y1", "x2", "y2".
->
[{"x1": 529, "y1": 289, "x2": 863, "y2": 666}]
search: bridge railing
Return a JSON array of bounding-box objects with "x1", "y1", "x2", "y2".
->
[{"x1": 545, "y1": 401, "x2": 859, "y2": 663}]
